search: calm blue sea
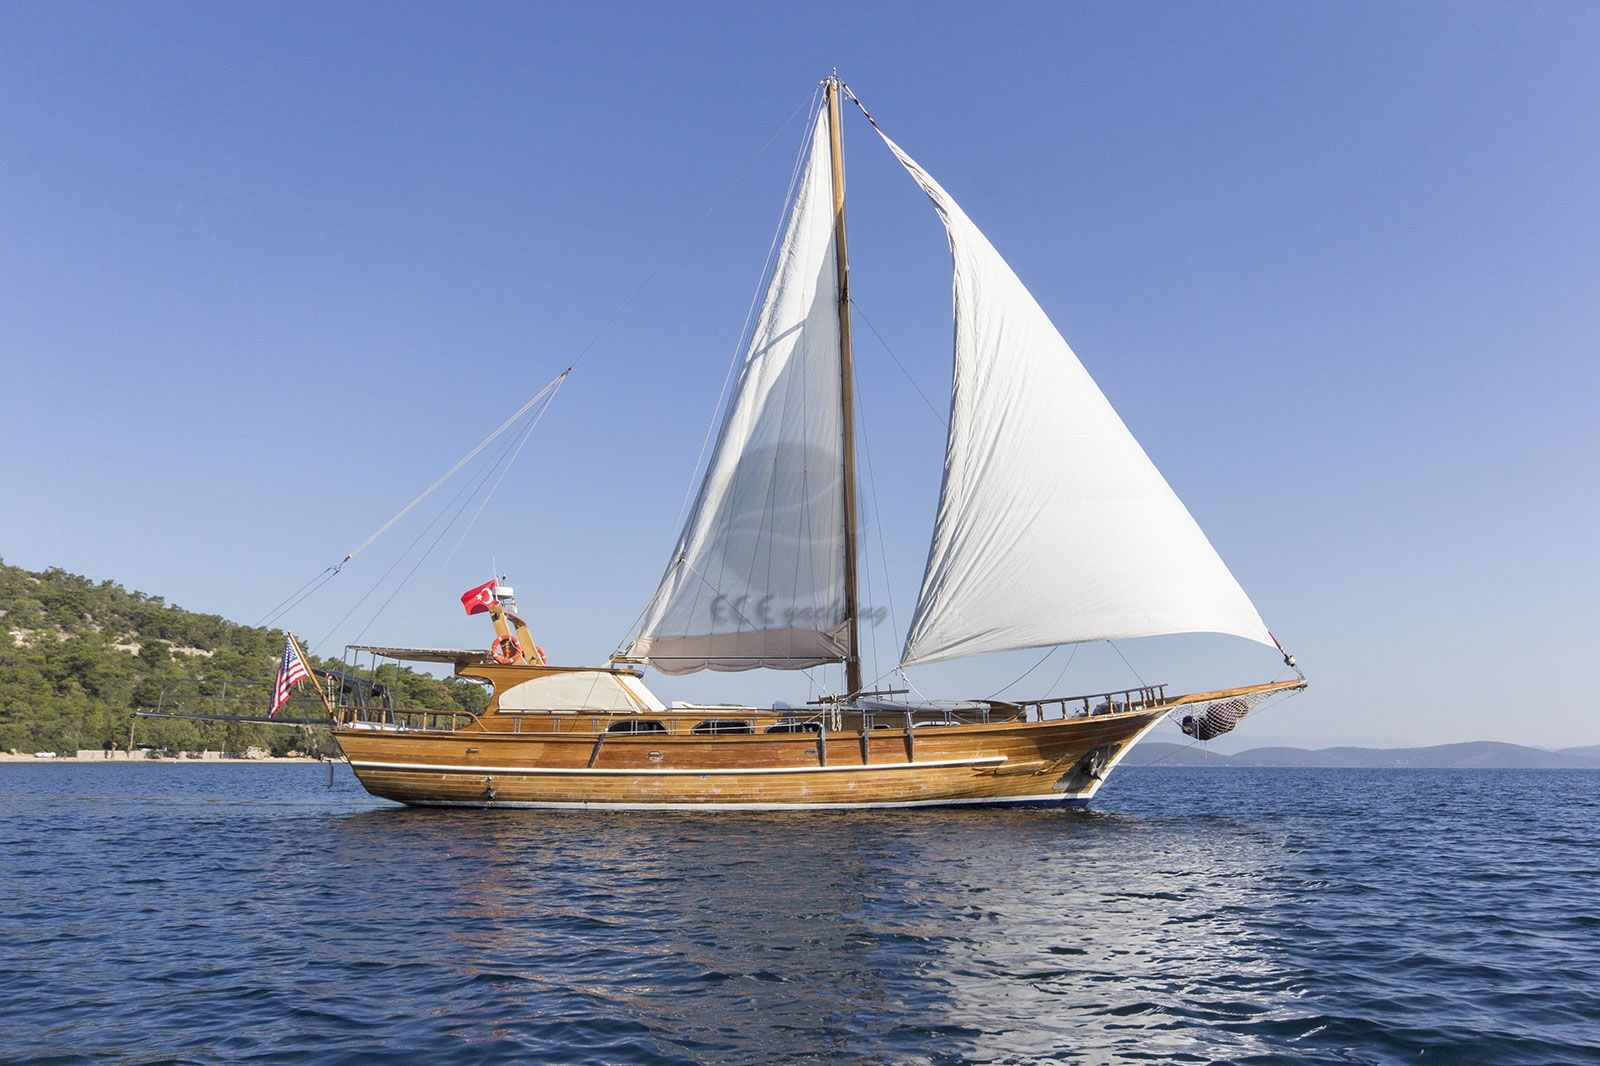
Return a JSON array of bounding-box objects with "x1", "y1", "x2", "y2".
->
[{"x1": 1, "y1": 764, "x2": 1596, "y2": 1065}]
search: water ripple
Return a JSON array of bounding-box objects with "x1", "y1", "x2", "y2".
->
[{"x1": 2, "y1": 765, "x2": 1598, "y2": 1063}]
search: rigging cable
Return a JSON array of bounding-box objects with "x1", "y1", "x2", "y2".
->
[
  {"x1": 858, "y1": 478, "x2": 881, "y2": 690},
  {"x1": 257, "y1": 368, "x2": 568, "y2": 632},
  {"x1": 346, "y1": 405, "x2": 541, "y2": 648},
  {"x1": 1107, "y1": 640, "x2": 1148, "y2": 687},
  {"x1": 1136, "y1": 736, "x2": 1211, "y2": 768},
  {"x1": 256, "y1": 567, "x2": 342, "y2": 631},
  {"x1": 1270, "y1": 630, "x2": 1306, "y2": 680},
  {"x1": 348, "y1": 373, "x2": 565, "y2": 647},
  {"x1": 849, "y1": 292, "x2": 937, "y2": 690},
  {"x1": 1038, "y1": 644, "x2": 1081, "y2": 698},
  {"x1": 342, "y1": 370, "x2": 569, "y2": 566},
  {"x1": 853, "y1": 366, "x2": 905, "y2": 694},
  {"x1": 315, "y1": 397, "x2": 539, "y2": 650},
  {"x1": 394, "y1": 374, "x2": 566, "y2": 641},
  {"x1": 849, "y1": 298, "x2": 947, "y2": 428},
  {"x1": 985, "y1": 644, "x2": 1064, "y2": 701},
  {"x1": 261, "y1": 89, "x2": 821, "y2": 641}
]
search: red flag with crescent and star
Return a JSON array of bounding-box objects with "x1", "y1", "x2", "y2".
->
[{"x1": 460, "y1": 579, "x2": 497, "y2": 615}]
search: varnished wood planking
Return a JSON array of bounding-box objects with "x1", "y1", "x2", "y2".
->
[
  {"x1": 336, "y1": 707, "x2": 1169, "y2": 807},
  {"x1": 334, "y1": 678, "x2": 1301, "y2": 808}
]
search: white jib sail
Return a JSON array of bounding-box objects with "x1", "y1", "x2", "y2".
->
[
  {"x1": 627, "y1": 108, "x2": 849, "y2": 675},
  {"x1": 873, "y1": 128, "x2": 1277, "y2": 667}
]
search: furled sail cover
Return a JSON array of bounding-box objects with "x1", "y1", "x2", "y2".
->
[
  {"x1": 875, "y1": 129, "x2": 1276, "y2": 667},
  {"x1": 627, "y1": 109, "x2": 849, "y2": 675}
]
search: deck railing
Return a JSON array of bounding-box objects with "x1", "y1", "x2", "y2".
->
[
  {"x1": 335, "y1": 705, "x2": 480, "y2": 732},
  {"x1": 326, "y1": 684, "x2": 1169, "y2": 737},
  {"x1": 1010, "y1": 685, "x2": 1168, "y2": 721}
]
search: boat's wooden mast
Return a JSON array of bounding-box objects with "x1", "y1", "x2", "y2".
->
[{"x1": 826, "y1": 74, "x2": 863, "y2": 699}]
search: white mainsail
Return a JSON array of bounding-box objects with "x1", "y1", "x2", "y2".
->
[
  {"x1": 627, "y1": 107, "x2": 850, "y2": 675},
  {"x1": 873, "y1": 127, "x2": 1277, "y2": 667}
]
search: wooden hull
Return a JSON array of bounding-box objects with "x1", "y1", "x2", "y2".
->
[{"x1": 333, "y1": 707, "x2": 1168, "y2": 810}]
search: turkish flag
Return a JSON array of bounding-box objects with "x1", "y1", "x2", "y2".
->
[{"x1": 460, "y1": 579, "x2": 497, "y2": 615}]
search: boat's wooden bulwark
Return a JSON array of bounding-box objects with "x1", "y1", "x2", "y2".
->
[{"x1": 335, "y1": 709, "x2": 1167, "y2": 809}]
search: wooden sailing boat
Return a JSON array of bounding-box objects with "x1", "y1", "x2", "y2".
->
[{"x1": 330, "y1": 77, "x2": 1305, "y2": 809}]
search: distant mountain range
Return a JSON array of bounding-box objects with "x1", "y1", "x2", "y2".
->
[{"x1": 1125, "y1": 740, "x2": 1600, "y2": 769}]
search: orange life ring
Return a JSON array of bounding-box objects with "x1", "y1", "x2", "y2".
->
[
  {"x1": 491, "y1": 634, "x2": 522, "y2": 664},
  {"x1": 533, "y1": 644, "x2": 548, "y2": 665}
]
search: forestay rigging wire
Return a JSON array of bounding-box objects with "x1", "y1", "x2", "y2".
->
[{"x1": 848, "y1": 314, "x2": 945, "y2": 700}]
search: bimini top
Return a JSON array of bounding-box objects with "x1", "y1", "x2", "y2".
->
[
  {"x1": 347, "y1": 645, "x2": 490, "y2": 665},
  {"x1": 346, "y1": 646, "x2": 651, "y2": 681}
]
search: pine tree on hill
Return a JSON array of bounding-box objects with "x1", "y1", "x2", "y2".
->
[{"x1": 0, "y1": 559, "x2": 485, "y2": 755}]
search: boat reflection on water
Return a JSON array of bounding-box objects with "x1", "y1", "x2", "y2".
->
[{"x1": 327, "y1": 797, "x2": 1299, "y2": 1061}]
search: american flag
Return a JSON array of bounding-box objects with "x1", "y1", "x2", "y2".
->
[{"x1": 270, "y1": 635, "x2": 311, "y2": 718}]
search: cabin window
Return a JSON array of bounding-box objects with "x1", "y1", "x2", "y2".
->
[
  {"x1": 691, "y1": 720, "x2": 754, "y2": 735},
  {"x1": 605, "y1": 719, "x2": 668, "y2": 735},
  {"x1": 765, "y1": 719, "x2": 822, "y2": 734}
]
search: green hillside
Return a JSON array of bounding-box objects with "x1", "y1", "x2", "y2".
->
[{"x1": 0, "y1": 560, "x2": 487, "y2": 755}]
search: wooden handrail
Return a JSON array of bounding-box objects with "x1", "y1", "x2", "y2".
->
[
  {"x1": 1011, "y1": 685, "x2": 1168, "y2": 711},
  {"x1": 335, "y1": 705, "x2": 481, "y2": 731}
]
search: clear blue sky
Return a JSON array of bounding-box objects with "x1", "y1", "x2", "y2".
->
[{"x1": 3, "y1": 3, "x2": 1596, "y2": 747}]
